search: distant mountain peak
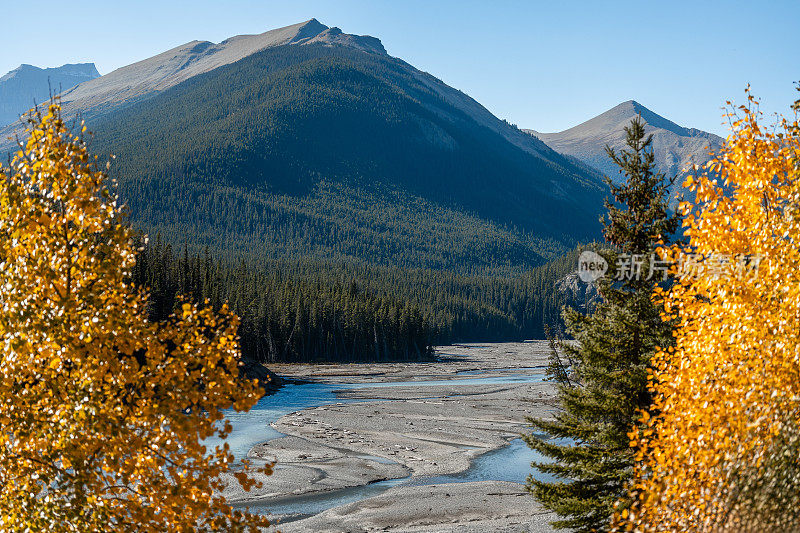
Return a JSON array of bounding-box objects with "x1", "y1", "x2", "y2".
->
[
  {"x1": 526, "y1": 101, "x2": 724, "y2": 186},
  {"x1": 1, "y1": 62, "x2": 99, "y2": 84},
  {"x1": 0, "y1": 62, "x2": 101, "y2": 126},
  {"x1": 598, "y1": 99, "x2": 702, "y2": 138},
  {"x1": 616, "y1": 100, "x2": 652, "y2": 119},
  {"x1": 550, "y1": 99, "x2": 699, "y2": 140}
]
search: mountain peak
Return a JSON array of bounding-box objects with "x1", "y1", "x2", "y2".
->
[
  {"x1": 1, "y1": 63, "x2": 100, "y2": 83},
  {"x1": 286, "y1": 19, "x2": 386, "y2": 55},
  {"x1": 298, "y1": 18, "x2": 326, "y2": 32},
  {"x1": 527, "y1": 101, "x2": 724, "y2": 185},
  {"x1": 0, "y1": 19, "x2": 389, "y2": 143},
  {"x1": 0, "y1": 62, "x2": 101, "y2": 126},
  {"x1": 600, "y1": 100, "x2": 696, "y2": 138},
  {"x1": 616, "y1": 99, "x2": 647, "y2": 117},
  {"x1": 215, "y1": 19, "x2": 385, "y2": 55}
]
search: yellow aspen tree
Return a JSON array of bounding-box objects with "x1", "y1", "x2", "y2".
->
[
  {"x1": 0, "y1": 104, "x2": 271, "y2": 531},
  {"x1": 616, "y1": 91, "x2": 800, "y2": 532}
]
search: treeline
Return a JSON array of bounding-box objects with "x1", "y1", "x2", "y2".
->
[
  {"x1": 133, "y1": 239, "x2": 432, "y2": 363},
  {"x1": 132, "y1": 239, "x2": 579, "y2": 363}
]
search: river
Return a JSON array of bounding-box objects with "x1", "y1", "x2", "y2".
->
[{"x1": 211, "y1": 369, "x2": 558, "y2": 520}]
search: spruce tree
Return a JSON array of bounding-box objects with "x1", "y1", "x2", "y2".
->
[{"x1": 524, "y1": 116, "x2": 680, "y2": 532}]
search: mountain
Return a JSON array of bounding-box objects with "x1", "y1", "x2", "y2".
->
[
  {"x1": 0, "y1": 63, "x2": 100, "y2": 127},
  {"x1": 3, "y1": 20, "x2": 607, "y2": 275},
  {"x1": 526, "y1": 100, "x2": 724, "y2": 186}
]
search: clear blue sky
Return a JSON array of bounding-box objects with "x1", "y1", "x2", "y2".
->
[{"x1": 3, "y1": 0, "x2": 797, "y2": 136}]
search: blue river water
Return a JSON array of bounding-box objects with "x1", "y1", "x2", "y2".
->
[{"x1": 212, "y1": 373, "x2": 557, "y2": 518}]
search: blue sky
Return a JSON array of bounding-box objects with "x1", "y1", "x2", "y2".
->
[{"x1": 3, "y1": 0, "x2": 797, "y2": 136}]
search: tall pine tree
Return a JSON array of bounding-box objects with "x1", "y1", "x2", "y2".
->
[{"x1": 524, "y1": 116, "x2": 680, "y2": 532}]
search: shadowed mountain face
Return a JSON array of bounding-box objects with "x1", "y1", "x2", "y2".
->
[
  {"x1": 0, "y1": 63, "x2": 100, "y2": 127},
  {"x1": 526, "y1": 100, "x2": 724, "y2": 186},
  {"x1": 2, "y1": 20, "x2": 608, "y2": 274}
]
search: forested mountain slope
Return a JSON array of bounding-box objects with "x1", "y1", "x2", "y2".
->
[{"x1": 82, "y1": 32, "x2": 605, "y2": 273}]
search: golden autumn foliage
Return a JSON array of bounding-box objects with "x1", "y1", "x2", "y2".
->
[
  {"x1": 616, "y1": 92, "x2": 800, "y2": 532},
  {"x1": 0, "y1": 104, "x2": 271, "y2": 531}
]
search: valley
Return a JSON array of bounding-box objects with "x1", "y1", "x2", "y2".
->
[{"x1": 1, "y1": 8, "x2": 774, "y2": 531}]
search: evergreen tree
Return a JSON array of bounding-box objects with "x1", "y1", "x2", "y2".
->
[{"x1": 524, "y1": 116, "x2": 680, "y2": 532}]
